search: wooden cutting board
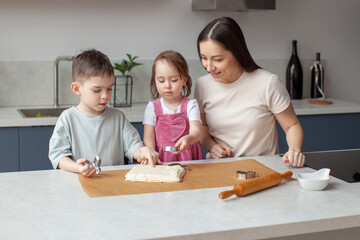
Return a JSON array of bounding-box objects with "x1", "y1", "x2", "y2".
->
[{"x1": 78, "y1": 159, "x2": 278, "y2": 197}]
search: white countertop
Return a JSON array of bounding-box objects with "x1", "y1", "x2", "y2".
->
[
  {"x1": 0, "y1": 155, "x2": 359, "y2": 240},
  {"x1": 292, "y1": 98, "x2": 360, "y2": 115},
  {"x1": 1, "y1": 99, "x2": 360, "y2": 128},
  {"x1": 0, "y1": 103, "x2": 148, "y2": 127}
]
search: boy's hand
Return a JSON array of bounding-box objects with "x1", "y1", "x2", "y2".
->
[
  {"x1": 77, "y1": 158, "x2": 96, "y2": 177},
  {"x1": 136, "y1": 146, "x2": 161, "y2": 168}
]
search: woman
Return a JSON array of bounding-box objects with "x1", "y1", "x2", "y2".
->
[{"x1": 194, "y1": 17, "x2": 305, "y2": 167}]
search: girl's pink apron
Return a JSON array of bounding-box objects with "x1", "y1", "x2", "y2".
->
[{"x1": 153, "y1": 97, "x2": 204, "y2": 162}]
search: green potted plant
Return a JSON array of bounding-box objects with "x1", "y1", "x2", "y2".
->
[{"x1": 112, "y1": 54, "x2": 143, "y2": 107}]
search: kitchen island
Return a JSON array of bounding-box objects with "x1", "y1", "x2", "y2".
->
[{"x1": 1, "y1": 155, "x2": 359, "y2": 240}]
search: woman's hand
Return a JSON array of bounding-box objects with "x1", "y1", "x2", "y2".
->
[
  {"x1": 77, "y1": 158, "x2": 97, "y2": 177},
  {"x1": 283, "y1": 149, "x2": 305, "y2": 167},
  {"x1": 275, "y1": 104, "x2": 305, "y2": 167},
  {"x1": 209, "y1": 144, "x2": 231, "y2": 159}
]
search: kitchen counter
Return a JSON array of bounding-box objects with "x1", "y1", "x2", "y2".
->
[
  {"x1": 1, "y1": 99, "x2": 360, "y2": 127},
  {"x1": 0, "y1": 103, "x2": 148, "y2": 127},
  {"x1": 1, "y1": 155, "x2": 359, "y2": 240},
  {"x1": 292, "y1": 98, "x2": 360, "y2": 115}
]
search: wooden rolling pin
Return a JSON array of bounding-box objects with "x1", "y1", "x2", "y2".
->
[{"x1": 219, "y1": 171, "x2": 293, "y2": 199}]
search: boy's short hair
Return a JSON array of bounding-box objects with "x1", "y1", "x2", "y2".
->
[{"x1": 72, "y1": 49, "x2": 114, "y2": 83}]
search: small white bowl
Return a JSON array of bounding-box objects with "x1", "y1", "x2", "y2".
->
[{"x1": 297, "y1": 168, "x2": 330, "y2": 191}]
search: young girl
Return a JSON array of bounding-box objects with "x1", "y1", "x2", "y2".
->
[{"x1": 142, "y1": 50, "x2": 204, "y2": 163}]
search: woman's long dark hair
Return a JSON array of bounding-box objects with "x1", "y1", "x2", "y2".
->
[{"x1": 197, "y1": 17, "x2": 260, "y2": 72}]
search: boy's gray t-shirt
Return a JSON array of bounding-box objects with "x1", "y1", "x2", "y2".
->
[{"x1": 49, "y1": 106, "x2": 143, "y2": 169}]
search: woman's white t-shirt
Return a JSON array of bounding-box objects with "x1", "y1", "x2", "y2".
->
[{"x1": 194, "y1": 68, "x2": 290, "y2": 157}]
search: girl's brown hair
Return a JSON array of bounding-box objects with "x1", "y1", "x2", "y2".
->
[{"x1": 150, "y1": 51, "x2": 192, "y2": 99}]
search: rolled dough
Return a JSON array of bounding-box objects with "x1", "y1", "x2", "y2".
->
[{"x1": 125, "y1": 164, "x2": 186, "y2": 183}]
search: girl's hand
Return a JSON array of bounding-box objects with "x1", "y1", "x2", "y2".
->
[
  {"x1": 136, "y1": 146, "x2": 161, "y2": 168},
  {"x1": 77, "y1": 158, "x2": 96, "y2": 177},
  {"x1": 209, "y1": 144, "x2": 231, "y2": 159},
  {"x1": 283, "y1": 149, "x2": 305, "y2": 167},
  {"x1": 174, "y1": 136, "x2": 191, "y2": 154}
]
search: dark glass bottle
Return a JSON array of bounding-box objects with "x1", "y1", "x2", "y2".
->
[
  {"x1": 310, "y1": 52, "x2": 325, "y2": 99},
  {"x1": 286, "y1": 40, "x2": 303, "y2": 99}
]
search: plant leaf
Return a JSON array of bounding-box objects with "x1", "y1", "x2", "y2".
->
[
  {"x1": 131, "y1": 56, "x2": 139, "y2": 61},
  {"x1": 114, "y1": 53, "x2": 143, "y2": 75}
]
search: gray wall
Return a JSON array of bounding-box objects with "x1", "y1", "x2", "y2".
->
[{"x1": 0, "y1": 0, "x2": 359, "y2": 106}]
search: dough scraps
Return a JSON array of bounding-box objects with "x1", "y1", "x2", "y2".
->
[{"x1": 125, "y1": 164, "x2": 186, "y2": 183}]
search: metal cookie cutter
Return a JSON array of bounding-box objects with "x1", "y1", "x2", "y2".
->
[
  {"x1": 85, "y1": 155, "x2": 102, "y2": 174},
  {"x1": 237, "y1": 170, "x2": 257, "y2": 180},
  {"x1": 163, "y1": 146, "x2": 178, "y2": 152}
]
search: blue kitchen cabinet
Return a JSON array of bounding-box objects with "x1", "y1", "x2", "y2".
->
[
  {"x1": 0, "y1": 128, "x2": 20, "y2": 172},
  {"x1": 132, "y1": 122, "x2": 143, "y2": 140},
  {"x1": 129, "y1": 122, "x2": 144, "y2": 164},
  {"x1": 277, "y1": 113, "x2": 360, "y2": 153},
  {"x1": 1, "y1": 111, "x2": 359, "y2": 173},
  {"x1": 19, "y1": 126, "x2": 54, "y2": 171}
]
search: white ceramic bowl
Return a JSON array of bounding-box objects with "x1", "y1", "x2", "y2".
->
[{"x1": 297, "y1": 168, "x2": 330, "y2": 191}]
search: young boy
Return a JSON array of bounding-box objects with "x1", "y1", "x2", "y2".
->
[{"x1": 49, "y1": 49, "x2": 160, "y2": 177}]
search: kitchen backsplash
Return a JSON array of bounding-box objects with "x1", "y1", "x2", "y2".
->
[{"x1": 0, "y1": 59, "x2": 320, "y2": 107}]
